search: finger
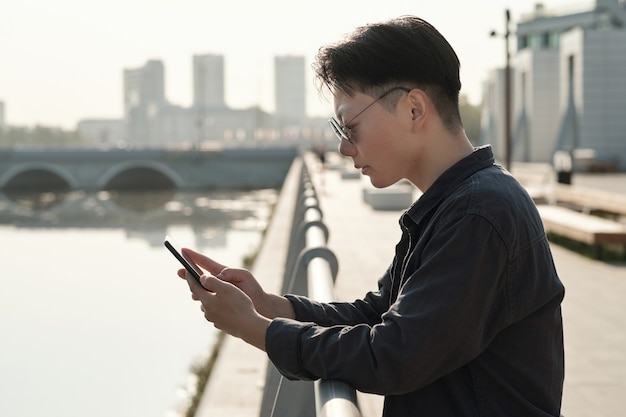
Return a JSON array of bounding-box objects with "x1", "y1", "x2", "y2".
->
[
  {"x1": 215, "y1": 267, "x2": 232, "y2": 280},
  {"x1": 184, "y1": 270, "x2": 210, "y2": 294},
  {"x1": 182, "y1": 248, "x2": 227, "y2": 276},
  {"x1": 198, "y1": 274, "x2": 228, "y2": 294}
]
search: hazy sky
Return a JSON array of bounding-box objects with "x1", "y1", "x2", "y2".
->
[{"x1": 1, "y1": 0, "x2": 592, "y2": 129}]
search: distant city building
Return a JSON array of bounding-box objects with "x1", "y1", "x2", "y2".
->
[
  {"x1": 121, "y1": 60, "x2": 196, "y2": 147},
  {"x1": 274, "y1": 55, "x2": 306, "y2": 123},
  {"x1": 481, "y1": 0, "x2": 626, "y2": 170},
  {"x1": 123, "y1": 60, "x2": 165, "y2": 113},
  {"x1": 193, "y1": 54, "x2": 226, "y2": 110},
  {"x1": 192, "y1": 54, "x2": 227, "y2": 143},
  {"x1": 107, "y1": 54, "x2": 330, "y2": 148},
  {"x1": 123, "y1": 60, "x2": 169, "y2": 146}
]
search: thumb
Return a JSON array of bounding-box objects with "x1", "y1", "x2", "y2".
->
[{"x1": 199, "y1": 274, "x2": 227, "y2": 293}]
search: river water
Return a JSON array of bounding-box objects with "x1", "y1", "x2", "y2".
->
[{"x1": 0, "y1": 188, "x2": 277, "y2": 417}]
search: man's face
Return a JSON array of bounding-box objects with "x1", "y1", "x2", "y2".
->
[{"x1": 332, "y1": 90, "x2": 415, "y2": 188}]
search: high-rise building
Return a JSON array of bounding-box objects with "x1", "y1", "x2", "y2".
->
[
  {"x1": 193, "y1": 54, "x2": 225, "y2": 110},
  {"x1": 123, "y1": 60, "x2": 165, "y2": 117},
  {"x1": 274, "y1": 55, "x2": 306, "y2": 123},
  {"x1": 123, "y1": 60, "x2": 167, "y2": 145},
  {"x1": 481, "y1": 0, "x2": 626, "y2": 170},
  {"x1": 191, "y1": 54, "x2": 228, "y2": 143}
]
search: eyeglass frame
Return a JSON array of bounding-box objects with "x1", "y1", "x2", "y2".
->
[{"x1": 328, "y1": 86, "x2": 411, "y2": 144}]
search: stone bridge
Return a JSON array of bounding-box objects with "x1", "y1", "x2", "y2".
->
[{"x1": 0, "y1": 147, "x2": 298, "y2": 192}]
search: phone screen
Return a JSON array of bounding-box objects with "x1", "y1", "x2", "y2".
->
[{"x1": 163, "y1": 235, "x2": 203, "y2": 284}]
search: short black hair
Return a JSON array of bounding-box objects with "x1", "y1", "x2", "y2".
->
[{"x1": 313, "y1": 16, "x2": 463, "y2": 130}]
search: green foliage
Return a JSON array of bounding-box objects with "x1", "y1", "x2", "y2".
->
[
  {"x1": 185, "y1": 332, "x2": 226, "y2": 417},
  {"x1": 0, "y1": 125, "x2": 88, "y2": 149},
  {"x1": 546, "y1": 233, "x2": 625, "y2": 261},
  {"x1": 459, "y1": 96, "x2": 482, "y2": 145}
]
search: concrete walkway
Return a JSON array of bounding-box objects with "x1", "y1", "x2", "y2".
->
[{"x1": 196, "y1": 155, "x2": 626, "y2": 417}]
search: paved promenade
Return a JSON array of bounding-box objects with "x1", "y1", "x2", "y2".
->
[{"x1": 196, "y1": 155, "x2": 626, "y2": 417}]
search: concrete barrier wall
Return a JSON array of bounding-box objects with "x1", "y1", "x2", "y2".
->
[{"x1": 193, "y1": 155, "x2": 305, "y2": 417}]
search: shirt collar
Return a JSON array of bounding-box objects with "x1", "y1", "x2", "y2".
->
[{"x1": 403, "y1": 145, "x2": 496, "y2": 224}]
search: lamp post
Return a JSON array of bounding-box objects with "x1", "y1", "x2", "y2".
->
[
  {"x1": 491, "y1": 9, "x2": 512, "y2": 171},
  {"x1": 504, "y1": 9, "x2": 512, "y2": 172}
]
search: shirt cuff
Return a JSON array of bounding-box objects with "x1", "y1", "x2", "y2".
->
[{"x1": 266, "y1": 317, "x2": 317, "y2": 381}]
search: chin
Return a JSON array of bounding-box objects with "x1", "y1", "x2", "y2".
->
[{"x1": 368, "y1": 177, "x2": 394, "y2": 189}]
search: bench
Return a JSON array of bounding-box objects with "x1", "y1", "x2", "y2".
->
[
  {"x1": 551, "y1": 183, "x2": 626, "y2": 217},
  {"x1": 362, "y1": 178, "x2": 418, "y2": 211},
  {"x1": 511, "y1": 164, "x2": 554, "y2": 204},
  {"x1": 536, "y1": 204, "x2": 626, "y2": 259}
]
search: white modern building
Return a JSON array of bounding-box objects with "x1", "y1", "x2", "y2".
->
[
  {"x1": 120, "y1": 60, "x2": 195, "y2": 147},
  {"x1": 123, "y1": 60, "x2": 169, "y2": 146},
  {"x1": 274, "y1": 55, "x2": 306, "y2": 123},
  {"x1": 481, "y1": 0, "x2": 626, "y2": 171},
  {"x1": 123, "y1": 60, "x2": 166, "y2": 115},
  {"x1": 192, "y1": 53, "x2": 228, "y2": 144},
  {"x1": 193, "y1": 53, "x2": 226, "y2": 110}
]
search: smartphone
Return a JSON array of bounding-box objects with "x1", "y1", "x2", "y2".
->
[{"x1": 164, "y1": 235, "x2": 204, "y2": 284}]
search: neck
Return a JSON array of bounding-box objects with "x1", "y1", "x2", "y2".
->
[{"x1": 409, "y1": 130, "x2": 474, "y2": 192}]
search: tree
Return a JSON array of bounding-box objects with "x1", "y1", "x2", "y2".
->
[
  {"x1": 0, "y1": 125, "x2": 87, "y2": 149},
  {"x1": 459, "y1": 95, "x2": 481, "y2": 145}
]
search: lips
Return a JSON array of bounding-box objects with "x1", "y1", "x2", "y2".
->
[{"x1": 353, "y1": 162, "x2": 370, "y2": 175}]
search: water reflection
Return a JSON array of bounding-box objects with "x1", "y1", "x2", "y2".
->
[
  {"x1": 0, "y1": 189, "x2": 176, "y2": 214},
  {"x1": 105, "y1": 189, "x2": 176, "y2": 212},
  {"x1": 0, "y1": 188, "x2": 278, "y2": 238},
  {"x1": 0, "y1": 187, "x2": 278, "y2": 417},
  {"x1": 2, "y1": 189, "x2": 70, "y2": 210}
]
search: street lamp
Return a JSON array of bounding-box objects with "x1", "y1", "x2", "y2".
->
[{"x1": 490, "y1": 9, "x2": 512, "y2": 172}]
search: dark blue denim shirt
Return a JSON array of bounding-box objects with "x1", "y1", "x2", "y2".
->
[{"x1": 267, "y1": 146, "x2": 565, "y2": 416}]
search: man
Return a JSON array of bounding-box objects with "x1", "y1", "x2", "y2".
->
[{"x1": 177, "y1": 16, "x2": 565, "y2": 416}]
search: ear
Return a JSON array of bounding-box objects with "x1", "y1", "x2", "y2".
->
[{"x1": 407, "y1": 89, "x2": 428, "y2": 125}]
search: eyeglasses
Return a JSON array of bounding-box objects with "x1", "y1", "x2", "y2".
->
[{"x1": 328, "y1": 86, "x2": 411, "y2": 144}]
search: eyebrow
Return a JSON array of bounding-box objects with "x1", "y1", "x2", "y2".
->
[
  {"x1": 334, "y1": 108, "x2": 346, "y2": 124},
  {"x1": 334, "y1": 101, "x2": 353, "y2": 124}
]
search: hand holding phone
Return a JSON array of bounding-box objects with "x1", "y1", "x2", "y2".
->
[{"x1": 164, "y1": 235, "x2": 204, "y2": 286}]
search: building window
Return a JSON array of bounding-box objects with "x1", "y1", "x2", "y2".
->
[{"x1": 518, "y1": 35, "x2": 529, "y2": 50}]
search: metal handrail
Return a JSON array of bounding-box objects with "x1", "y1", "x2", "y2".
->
[
  {"x1": 308, "y1": 254, "x2": 362, "y2": 417},
  {"x1": 301, "y1": 156, "x2": 362, "y2": 417},
  {"x1": 260, "y1": 154, "x2": 362, "y2": 417}
]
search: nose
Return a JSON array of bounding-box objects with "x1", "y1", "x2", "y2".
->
[{"x1": 338, "y1": 138, "x2": 356, "y2": 157}]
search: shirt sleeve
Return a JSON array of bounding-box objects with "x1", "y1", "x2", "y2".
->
[
  {"x1": 283, "y1": 266, "x2": 393, "y2": 327},
  {"x1": 265, "y1": 214, "x2": 512, "y2": 395}
]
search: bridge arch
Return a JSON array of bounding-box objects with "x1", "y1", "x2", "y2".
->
[
  {"x1": 0, "y1": 162, "x2": 78, "y2": 191},
  {"x1": 98, "y1": 160, "x2": 186, "y2": 190}
]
